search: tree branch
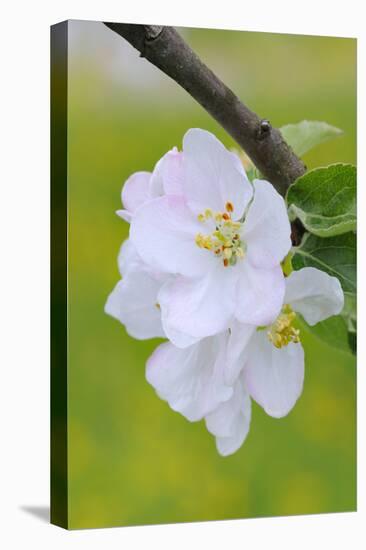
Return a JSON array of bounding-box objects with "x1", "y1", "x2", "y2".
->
[{"x1": 104, "y1": 23, "x2": 306, "y2": 196}]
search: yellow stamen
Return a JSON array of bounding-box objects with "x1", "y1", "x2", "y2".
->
[
  {"x1": 195, "y1": 233, "x2": 213, "y2": 250},
  {"x1": 267, "y1": 305, "x2": 301, "y2": 348},
  {"x1": 195, "y1": 203, "x2": 246, "y2": 267}
]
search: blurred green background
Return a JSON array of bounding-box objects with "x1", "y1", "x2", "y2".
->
[{"x1": 67, "y1": 21, "x2": 356, "y2": 528}]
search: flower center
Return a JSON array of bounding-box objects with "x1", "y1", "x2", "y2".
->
[
  {"x1": 267, "y1": 305, "x2": 300, "y2": 348},
  {"x1": 195, "y1": 202, "x2": 245, "y2": 267}
]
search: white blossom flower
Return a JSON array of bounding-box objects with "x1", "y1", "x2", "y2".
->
[
  {"x1": 146, "y1": 267, "x2": 344, "y2": 456},
  {"x1": 116, "y1": 147, "x2": 183, "y2": 223},
  {"x1": 131, "y1": 129, "x2": 291, "y2": 347},
  {"x1": 105, "y1": 128, "x2": 345, "y2": 458}
]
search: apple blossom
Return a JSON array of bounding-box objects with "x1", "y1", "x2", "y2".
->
[
  {"x1": 131, "y1": 128, "x2": 292, "y2": 347},
  {"x1": 105, "y1": 129, "x2": 345, "y2": 458}
]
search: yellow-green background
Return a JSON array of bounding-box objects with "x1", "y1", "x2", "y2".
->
[{"x1": 67, "y1": 21, "x2": 356, "y2": 528}]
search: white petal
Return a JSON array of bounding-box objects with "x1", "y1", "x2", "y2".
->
[
  {"x1": 117, "y1": 238, "x2": 145, "y2": 277},
  {"x1": 149, "y1": 147, "x2": 184, "y2": 197},
  {"x1": 121, "y1": 171, "x2": 151, "y2": 213},
  {"x1": 117, "y1": 238, "x2": 165, "y2": 283},
  {"x1": 116, "y1": 209, "x2": 132, "y2": 223},
  {"x1": 225, "y1": 321, "x2": 256, "y2": 385},
  {"x1": 243, "y1": 179, "x2": 291, "y2": 268},
  {"x1": 235, "y1": 262, "x2": 285, "y2": 326},
  {"x1": 148, "y1": 159, "x2": 164, "y2": 198},
  {"x1": 157, "y1": 321, "x2": 201, "y2": 349},
  {"x1": 183, "y1": 128, "x2": 252, "y2": 220},
  {"x1": 284, "y1": 267, "x2": 344, "y2": 325},
  {"x1": 146, "y1": 334, "x2": 233, "y2": 422},
  {"x1": 130, "y1": 195, "x2": 215, "y2": 277},
  {"x1": 243, "y1": 331, "x2": 304, "y2": 418},
  {"x1": 229, "y1": 150, "x2": 249, "y2": 178},
  {"x1": 158, "y1": 267, "x2": 237, "y2": 346},
  {"x1": 206, "y1": 377, "x2": 251, "y2": 456},
  {"x1": 104, "y1": 271, "x2": 165, "y2": 340}
]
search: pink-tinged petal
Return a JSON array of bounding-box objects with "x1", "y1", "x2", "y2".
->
[
  {"x1": 243, "y1": 331, "x2": 305, "y2": 418},
  {"x1": 146, "y1": 334, "x2": 233, "y2": 422},
  {"x1": 243, "y1": 179, "x2": 291, "y2": 268},
  {"x1": 130, "y1": 194, "x2": 215, "y2": 277},
  {"x1": 235, "y1": 262, "x2": 285, "y2": 326},
  {"x1": 183, "y1": 128, "x2": 252, "y2": 220},
  {"x1": 104, "y1": 271, "x2": 165, "y2": 340},
  {"x1": 121, "y1": 171, "x2": 151, "y2": 213},
  {"x1": 225, "y1": 321, "x2": 256, "y2": 385},
  {"x1": 206, "y1": 377, "x2": 251, "y2": 456},
  {"x1": 284, "y1": 267, "x2": 344, "y2": 325},
  {"x1": 149, "y1": 147, "x2": 184, "y2": 197},
  {"x1": 116, "y1": 209, "x2": 132, "y2": 223},
  {"x1": 158, "y1": 267, "x2": 237, "y2": 346}
]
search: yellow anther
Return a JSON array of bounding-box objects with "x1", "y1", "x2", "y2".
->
[
  {"x1": 213, "y1": 231, "x2": 226, "y2": 243},
  {"x1": 195, "y1": 233, "x2": 213, "y2": 250},
  {"x1": 267, "y1": 305, "x2": 301, "y2": 348},
  {"x1": 195, "y1": 233, "x2": 204, "y2": 247},
  {"x1": 195, "y1": 204, "x2": 246, "y2": 267}
]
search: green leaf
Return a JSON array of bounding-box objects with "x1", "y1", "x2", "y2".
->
[
  {"x1": 299, "y1": 315, "x2": 352, "y2": 354},
  {"x1": 343, "y1": 294, "x2": 357, "y2": 332},
  {"x1": 287, "y1": 164, "x2": 356, "y2": 237},
  {"x1": 292, "y1": 232, "x2": 356, "y2": 295},
  {"x1": 342, "y1": 294, "x2": 357, "y2": 354},
  {"x1": 280, "y1": 120, "x2": 343, "y2": 157},
  {"x1": 299, "y1": 299, "x2": 356, "y2": 356},
  {"x1": 292, "y1": 232, "x2": 356, "y2": 354}
]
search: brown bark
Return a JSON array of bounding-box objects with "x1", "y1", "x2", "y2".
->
[{"x1": 104, "y1": 23, "x2": 306, "y2": 196}]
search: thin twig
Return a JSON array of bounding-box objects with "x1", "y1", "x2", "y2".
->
[{"x1": 104, "y1": 23, "x2": 306, "y2": 196}]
